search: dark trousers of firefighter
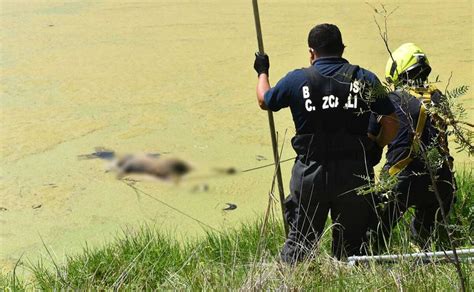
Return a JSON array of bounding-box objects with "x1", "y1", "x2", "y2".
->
[
  {"x1": 374, "y1": 164, "x2": 455, "y2": 248},
  {"x1": 281, "y1": 157, "x2": 375, "y2": 263}
]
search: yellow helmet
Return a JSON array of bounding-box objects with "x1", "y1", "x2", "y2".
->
[{"x1": 385, "y1": 43, "x2": 431, "y2": 84}]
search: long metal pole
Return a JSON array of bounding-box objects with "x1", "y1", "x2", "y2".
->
[
  {"x1": 252, "y1": 0, "x2": 289, "y2": 236},
  {"x1": 347, "y1": 248, "x2": 474, "y2": 265}
]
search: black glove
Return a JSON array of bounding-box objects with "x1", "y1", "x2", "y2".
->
[
  {"x1": 368, "y1": 140, "x2": 383, "y2": 167},
  {"x1": 254, "y1": 52, "x2": 269, "y2": 76}
]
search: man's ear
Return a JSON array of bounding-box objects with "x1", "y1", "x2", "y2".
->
[{"x1": 309, "y1": 48, "x2": 317, "y2": 64}]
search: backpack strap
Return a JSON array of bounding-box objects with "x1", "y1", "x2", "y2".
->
[
  {"x1": 336, "y1": 63, "x2": 359, "y2": 83},
  {"x1": 303, "y1": 63, "x2": 359, "y2": 84}
]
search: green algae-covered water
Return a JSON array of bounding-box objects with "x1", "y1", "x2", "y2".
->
[{"x1": 0, "y1": 0, "x2": 472, "y2": 271}]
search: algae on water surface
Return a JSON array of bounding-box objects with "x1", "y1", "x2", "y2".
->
[{"x1": 0, "y1": 0, "x2": 472, "y2": 271}]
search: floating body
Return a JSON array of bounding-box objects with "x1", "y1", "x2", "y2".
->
[
  {"x1": 79, "y1": 148, "x2": 191, "y2": 182},
  {"x1": 112, "y1": 154, "x2": 192, "y2": 182}
]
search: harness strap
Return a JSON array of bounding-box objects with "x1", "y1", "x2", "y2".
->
[
  {"x1": 409, "y1": 88, "x2": 432, "y2": 103},
  {"x1": 303, "y1": 63, "x2": 359, "y2": 85},
  {"x1": 389, "y1": 103, "x2": 428, "y2": 176}
]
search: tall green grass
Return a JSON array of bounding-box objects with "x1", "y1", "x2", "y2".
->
[{"x1": 2, "y1": 171, "x2": 472, "y2": 290}]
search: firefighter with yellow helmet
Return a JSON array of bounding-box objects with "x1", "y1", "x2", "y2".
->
[{"x1": 369, "y1": 43, "x2": 455, "y2": 247}]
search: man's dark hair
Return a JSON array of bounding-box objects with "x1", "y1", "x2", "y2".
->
[{"x1": 308, "y1": 23, "x2": 345, "y2": 56}]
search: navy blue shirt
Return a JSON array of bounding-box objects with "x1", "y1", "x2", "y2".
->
[{"x1": 264, "y1": 57, "x2": 395, "y2": 133}]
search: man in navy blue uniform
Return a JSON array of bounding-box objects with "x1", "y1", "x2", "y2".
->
[{"x1": 253, "y1": 23, "x2": 399, "y2": 263}]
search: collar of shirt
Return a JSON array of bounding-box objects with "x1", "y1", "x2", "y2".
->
[{"x1": 312, "y1": 56, "x2": 349, "y2": 66}]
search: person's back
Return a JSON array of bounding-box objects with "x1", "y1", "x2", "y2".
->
[
  {"x1": 369, "y1": 43, "x2": 455, "y2": 247},
  {"x1": 253, "y1": 23, "x2": 398, "y2": 263},
  {"x1": 384, "y1": 88, "x2": 449, "y2": 172}
]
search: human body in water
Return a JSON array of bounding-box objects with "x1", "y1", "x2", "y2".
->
[{"x1": 79, "y1": 147, "x2": 192, "y2": 182}]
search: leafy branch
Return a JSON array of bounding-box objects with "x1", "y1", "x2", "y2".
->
[{"x1": 366, "y1": 3, "x2": 471, "y2": 291}]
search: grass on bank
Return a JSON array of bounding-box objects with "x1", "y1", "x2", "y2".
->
[{"x1": 2, "y1": 171, "x2": 473, "y2": 290}]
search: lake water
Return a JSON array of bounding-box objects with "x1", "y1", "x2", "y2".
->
[{"x1": 0, "y1": 0, "x2": 472, "y2": 271}]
